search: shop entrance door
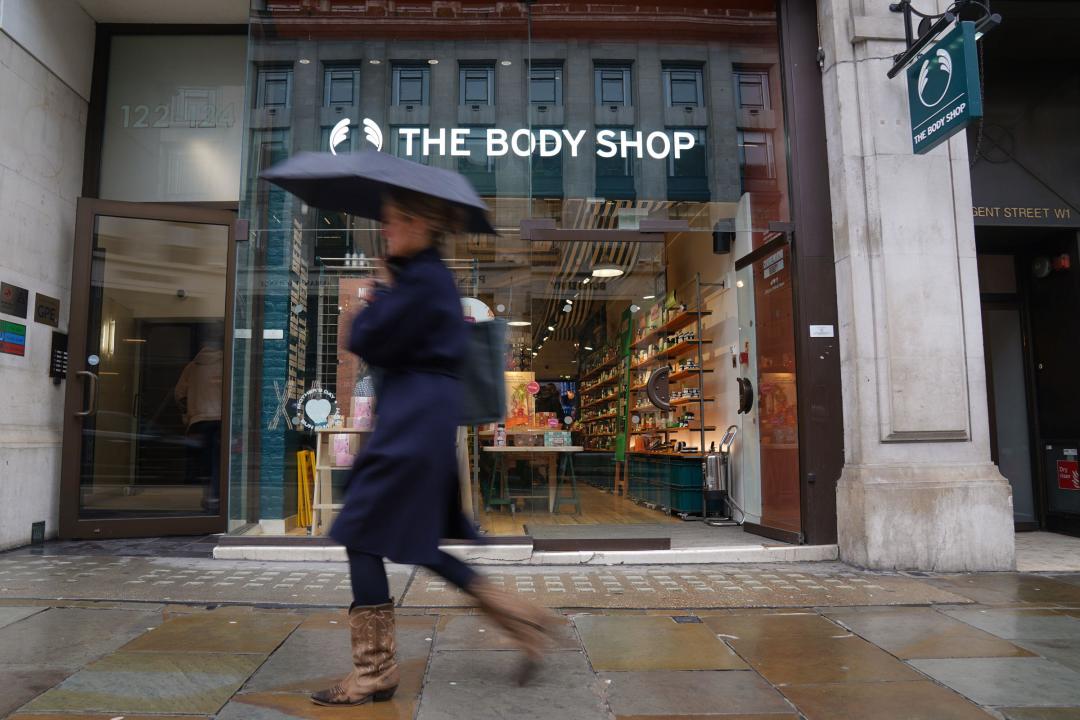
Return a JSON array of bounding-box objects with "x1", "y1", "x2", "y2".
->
[
  {"x1": 59, "y1": 200, "x2": 237, "y2": 539},
  {"x1": 734, "y1": 234, "x2": 801, "y2": 542}
]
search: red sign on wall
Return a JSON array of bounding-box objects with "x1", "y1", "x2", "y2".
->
[{"x1": 1058, "y1": 460, "x2": 1080, "y2": 491}]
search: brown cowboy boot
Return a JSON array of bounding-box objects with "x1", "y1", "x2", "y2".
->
[
  {"x1": 311, "y1": 601, "x2": 399, "y2": 706},
  {"x1": 466, "y1": 576, "x2": 556, "y2": 685}
]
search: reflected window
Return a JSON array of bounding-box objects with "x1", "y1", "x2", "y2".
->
[
  {"x1": 595, "y1": 64, "x2": 631, "y2": 106},
  {"x1": 459, "y1": 126, "x2": 495, "y2": 194},
  {"x1": 530, "y1": 62, "x2": 563, "y2": 105},
  {"x1": 391, "y1": 125, "x2": 429, "y2": 165},
  {"x1": 667, "y1": 127, "x2": 707, "y2": 200},
  {"x1": 392, "y1": 64, "x2": 430, "y2": 105},
  {"x1": 595, "y1": 125, "x2": 634, "y2": 199},
  {"x1": 460, "y1": 63, "x2": 495, "y2": 105},
  {"x1": 324, "y1": 65, "x2": 361, "y2": 106},
  {"x1": 531, "y1": 126, "x2": 563, "y2": 197},
  {"x1": 663, "y1": 65, "x2": 704, "y2": 107},
  {"x1": 256, "y1": 67, "x2": 292, "y2": 108},
  {"x1": 738, "y1": 130, "x2": 775, "y2": 182},
  {"x1": 735, "y1": 68, "x2": 769, "y2": 110}
]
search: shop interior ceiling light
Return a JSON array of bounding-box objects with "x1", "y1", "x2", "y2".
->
[
  {"x1": 592, "y1": 263, "x2": 624, "y2": 278},
  {"x1": 507, "y1": 319, "x2": 531, "y2": 327}
]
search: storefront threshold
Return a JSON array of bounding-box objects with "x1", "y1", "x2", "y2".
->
[{"x1": 212, "y1": 540, "x2": 839, "y2": 565}]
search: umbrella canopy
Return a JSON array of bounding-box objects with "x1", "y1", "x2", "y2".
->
[{"x1": 260, "y1": 150, "x2": 496, "y2": 235}]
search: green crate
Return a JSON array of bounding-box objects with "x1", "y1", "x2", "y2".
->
[
  {"x1": 668, "y1": 483, "x2": 703, "y2": 514},
  {"x1": 668, "y1": 457, "x2": 704, "y2": 489}
]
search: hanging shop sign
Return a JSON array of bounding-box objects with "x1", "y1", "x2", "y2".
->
[
  {"x1": 330, "y1": 118, "x2": 697, "y2": 161},
  {"x1": 907, "y1": 21, "x2": 982, "y2": 155}
]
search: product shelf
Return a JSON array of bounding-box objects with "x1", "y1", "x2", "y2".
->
[
  {"x1": 668, "y1": 368, "x2": 713, "y2": 383},
  {"x1": 581, "y1": 412, "x2": 618, "y2": 423},
  {"x1": 631, "y1": 311, "x2": 712, "y2": 349},
  {"x1": 630, "y1": 426, "x2": 716, "y2": 435},
  {"x1": 581, "y1": 358, "x2": 616, "y2": 382}
]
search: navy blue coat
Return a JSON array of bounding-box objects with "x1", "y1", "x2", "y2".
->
[{"x1": 329, "y1": 246, "x2": 477, "y2": 564}]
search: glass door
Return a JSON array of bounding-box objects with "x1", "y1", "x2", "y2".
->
[
  {"x1": 735, "y1": 235, "x2": 801, "y2": 539},
  {"x1": 60, "y1": 200, "x2": 236, "y2": 539}
]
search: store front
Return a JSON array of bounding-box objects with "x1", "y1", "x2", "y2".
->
[
  {"x1": 226, "y1": 0, "x2": 840, "y2": 547},
  {"x1": 58, "y1": 0, "x2": 841, "y2": 549}
]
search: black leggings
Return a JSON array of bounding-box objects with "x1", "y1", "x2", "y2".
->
[{"x1": 347, "y1": 548, "x2": 477, "y2": 606}]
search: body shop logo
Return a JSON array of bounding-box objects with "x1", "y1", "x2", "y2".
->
[
  {"x1": 329, "y1": 118, "x2": 696, "y2": 160},
  {"x1": 917, "y1": 48, "x2": 953, "y2": 108},
  {"x1": 330, "y1": 117, "x2": 383, "y2": 154}
]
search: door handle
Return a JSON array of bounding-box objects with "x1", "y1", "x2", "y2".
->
[
  {"x1": 75, "y1": 370, "x2": 98, "y2": 417},
  {"x1": 737, "y1": 377, "x2": 755, "y2": 415}
]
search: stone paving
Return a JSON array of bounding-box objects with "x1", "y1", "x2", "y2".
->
[{"x1": 1, "y1": 554, "x2": 1080, "y2": 718}]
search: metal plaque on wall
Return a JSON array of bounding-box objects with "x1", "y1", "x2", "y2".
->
[
  {"x1": 34, "y1": 293, "x2": 60, "y2": 327},
  {"x1": 0, "y1": 282, "x2": 29, "y2": 318}
]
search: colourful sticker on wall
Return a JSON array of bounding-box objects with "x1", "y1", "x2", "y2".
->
[
  {"x1": 1058, "y1": 460, "x2": 1080, "y2": 491},
  {"x1": 1, "y1": 320, "x2": 26, "y2": 356}
]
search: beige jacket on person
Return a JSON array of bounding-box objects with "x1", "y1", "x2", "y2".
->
[{"x1": 175, "y1": 348, "x2": 223, "y2": 429}]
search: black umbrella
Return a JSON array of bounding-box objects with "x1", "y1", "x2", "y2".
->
[{"x1": 259, "y1": 150, "x2": 496, "y2": 235}]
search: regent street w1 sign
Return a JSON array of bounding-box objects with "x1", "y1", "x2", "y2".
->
[
  {"x1": 907, "y1": 20, "x2": 983, "y2": 154},
  {"x1": 330, "y1": 118, "x2": 698, "y2": 161}
]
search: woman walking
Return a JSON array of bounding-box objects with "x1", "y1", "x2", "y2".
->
[{"x1": 312, "y1": 188, "x2": 553, "y2": 707}]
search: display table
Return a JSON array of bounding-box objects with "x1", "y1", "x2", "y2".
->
[
  {"x1": 312, "y1": 427, "x2": 370, "y2": 535},
  {"x1": 483, "y1": 445, "x2": 583, "y2": 515}
]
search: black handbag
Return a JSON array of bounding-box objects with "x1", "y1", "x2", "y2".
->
[{"x1": 459, "y1": 319, "x2": 507, "y2": 425}]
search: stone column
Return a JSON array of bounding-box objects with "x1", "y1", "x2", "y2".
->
[{"x1": 817, "y1": 0, "x2": 1014, "y2": 570}]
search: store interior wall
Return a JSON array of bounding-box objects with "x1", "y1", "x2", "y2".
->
[{"x1": 0, "y1": 0, "x2": 95, "y2": 550}]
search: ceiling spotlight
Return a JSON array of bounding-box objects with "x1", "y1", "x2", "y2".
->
[
  {"x1": 500, "y1": 60, "x2": 512, "y2": 66},
  {"x1": 592, "y1": 263, "x2": 624, "y2": 278},
  {"x1": 532, "y1": 352, "x2": 538, "y2": 356},
  {"x1": 736, "y1": 279, "x2": 745, "y2": 288},
  {"x1": 427, "y1": 59, "x2": 439, "y2": 65},
  {"x1": 630, "y1": 304, "x2": 641, "y2": 313},
  {"x1": 298, "y1": 58, "x2": 311, "y2": 64},
  {"x1": 566, "y1": 299, "x2": 574, "y2": 305},
  {"x1": 562, "y1": 304, "x2": 572, "y2": 313},
  {"x1": 643, "y1": 294, "x2": 656, "y2": 300},
  {"x1": 547, "y1": 325, "x2": 555, "y2": 332},
  {"x1": 369, "y1": 59, "x2": 382, "y2": 65},
  {"x1": 582, "y1": 277, "x2": 591, "y2": 284},
  {"x1": 508, "y1": 319, "x2": 531, "y2": 327}
]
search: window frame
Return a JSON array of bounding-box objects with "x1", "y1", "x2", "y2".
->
[
  {"x1": 529, "y1": 62, "x2": 563, "y2": 106},
  {"x1": 734, "y1": 68, "x2": 770, "y2": 111},
  {"x1": 594, "y1": 64, "x2": 632, "y2": 107},
  {"x1": 256, "y1": 66, "x2": 292, "y2": 109},
  {"x1": 392, "y1": 64, "x2": 431, "y2": 106},
  {"x1": 459, "y1": 63, "x2": 495, "y2": 106},
  {"x1": 323, "y1": 64, "x2": 361, "y2": 107},
  {"x1": 390, "y1": 125, "x2": 429, "y2": 165},
  {"x1": 663, "y1": 65, "x2": 704, "y2": 107},
  {"x1": 666, "y1": 127, "x2": 707, "y2": 178}
]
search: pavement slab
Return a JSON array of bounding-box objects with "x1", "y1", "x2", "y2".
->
[
  {"x1": 725, "y1": 632, "x2": 923, "y2": 685},
  {"x1": 434, "y1": 613, "x2": 580, "y2": 651},
  {"x1": 575, "y1": 614, "x2": 748, "y2": 671},
  {"x1": 702, "y1": 611, "x2": 848, "y2": 641},
  {"x1": 8, "y1": 715, "x2": 209, "y2": 720},
  {"x1": 1014, "y1": 638, "x2": 1080, "y2": 673},
  {"x1": 942, "y1": 608, "x2": 1080, "y2": 641},
  {"x1": 926, "y1": 574, "x2": 1080, "y2": 606},
  {"x1": 416, "y1": 649, "x2": 608, "y2": 720},
  {"x1": 602, "y1": 670, "x2": 794, "y2": 716},
  {"x1": 780, "y1": 681, "x2": 995, "y2": 720},
  {"x1": 404, "y1": 565, "x2": 966, "y2": 609},
  {"x1": 0, "y1": 606, "x2": 161, "y2": 669},
  {"x1": 121, "y1": 606, "x2": 303, "y2": 654},
  {"x1": 999, "y1": 710, "x2": 1080, "y2": 720},
  {"x1": 0, "y1": 667, "x2": 75, "y2": 717},
  {"x1": 242, "y1": 615, "x2": 434, "y2": 693},
  {"x1": 822, "y1": 607, "x2": 1036, "y2": 658},
  {"x1": 0, "y1": 605, "x2": 44, "y2": 629},
  {"x1": 909, "y1": 657, "x2": 1080, "y2": 708},
  {"x1": 22, "y1": 651, "x2": 265, "y2": 714}
]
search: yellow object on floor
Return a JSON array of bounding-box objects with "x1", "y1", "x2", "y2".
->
[{"x1": 297, "y1": 450, "x2": 315, "y2": 529}]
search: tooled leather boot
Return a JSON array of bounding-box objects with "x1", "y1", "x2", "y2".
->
[
  {"x1": 467, "y1": 576, "x2": 556, "y2": 685},
  {"x1": 311, "y1": 601, "x2": 399, "y2": 706}
]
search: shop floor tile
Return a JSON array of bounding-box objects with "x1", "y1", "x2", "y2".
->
[
  {"x1": 602, "y1": 670, "x2": 793, "y2": 716},
  {"x1": 909, "y1": 657, "x2": 1080, "y2": 708},
  {"x1": 780, "y1": 681, "x2": 995, "y2": 720},
  {"x1": 822, "y1": 607, "x2": 1035, "y2": 658},
  {"x1": 21, "y1": 651, "x2": 264, "y2": 714},
  {"x1": 576, "y1": 614, "x2": 747, "y2": 671}
]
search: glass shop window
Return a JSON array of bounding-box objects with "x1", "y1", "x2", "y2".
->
[
  {"x1": 392, "y1": 64, "x2": 430, "y2": 105},
  {"x1": 256, "y1": 67, "x2": 292, "y2": 108},
  {"x1": 530, "y1": 63, "x2": 563, "y2": 105},
  {"x1": 595, "y1": 64, "x2": 632, "y2": 106},
  {"x1": 459, "y1": 63, "x2": 495, "y2": 105},
  {"x1": 324, "y1": 65, "x2": 361, "y2": 106},
  {"x1": 663, "y1": 65, "x2": 704, "y2": 107}
]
